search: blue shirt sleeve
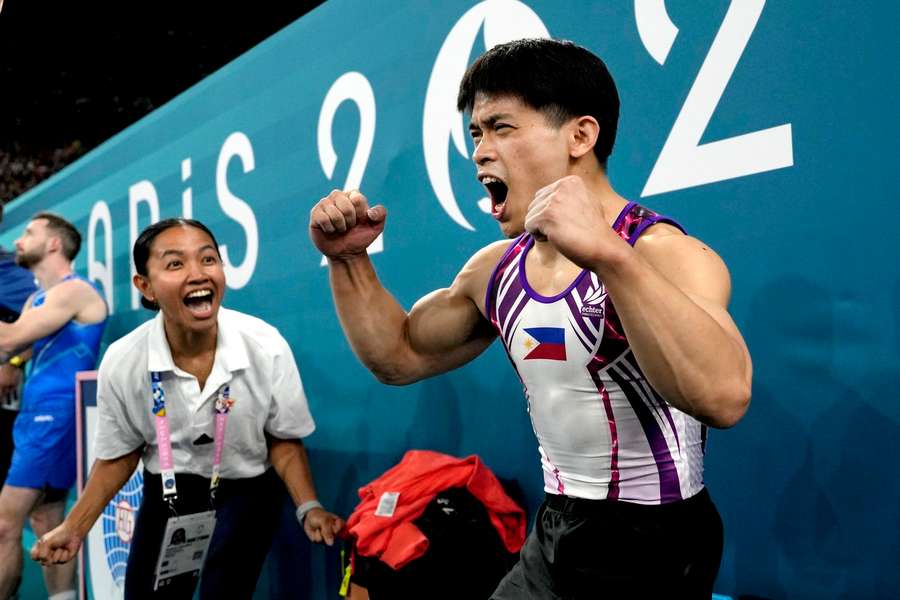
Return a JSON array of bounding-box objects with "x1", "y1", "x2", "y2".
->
[{"x1": 0, "y1": 248, "x2": 37, "y2": 317}]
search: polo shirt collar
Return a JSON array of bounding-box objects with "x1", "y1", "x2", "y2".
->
[
  {"x1": 217, "y1": 309, "x2": 250, "y2": 372},
  {"x1": 147, "y1": 313, "x2": 176, "y2": 373},
  {"x1": 146, "y1": 308, "x2": 250, "y2": 374}
]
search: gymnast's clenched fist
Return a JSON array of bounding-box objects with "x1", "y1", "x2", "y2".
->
[{"x1": 309, "y1": 189, "x2": 386, "y2": 261}]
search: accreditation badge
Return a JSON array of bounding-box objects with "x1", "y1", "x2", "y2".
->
[{"x1": 153, "y1": 510, "x2": 217, "y2": 590}]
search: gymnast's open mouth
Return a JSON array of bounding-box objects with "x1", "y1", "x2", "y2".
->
[{"x1": 479, "y1": 173, "x2": 509, "y2": 219}]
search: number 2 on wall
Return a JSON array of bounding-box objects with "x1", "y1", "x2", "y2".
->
[
  {"x1": 317, "y1": 71, "x2": 380, "y2": 265},
  {"x1": 637, "y1": 0, "x2": 793, "y2": 196}
]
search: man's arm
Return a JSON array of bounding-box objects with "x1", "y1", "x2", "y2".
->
[
  {"x1": 0, "y1": 294, "x2": 35, "y2": 362},
  {"x1": 311, "y1": 190, "x2": 499, "y2": 385},
  {"x1": 31, "y1": 449, "x2": 142, "y2": 565},
  {"x1": 268, "y1": 437, "x2": 344, "y2": 545},
  {"x1": 602, "y1": 228, "x2": 752, "y2": 428},
  {"x1": 0, "y1": 347, "x2": 32, "y2": 400},
  {"x1": 327, "y1": 248, "x2": 499, "y2": 385},
  {"x1": 0, "y1": 279, "x2": 101, "y2": 354},
  {"x1": 526, "y1": 176, "x2": 751, "y2": 428}
]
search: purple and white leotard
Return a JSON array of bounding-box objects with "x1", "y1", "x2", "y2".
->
[{"x1": 485, "y1": 201, "x2": 707, "y2": 505}]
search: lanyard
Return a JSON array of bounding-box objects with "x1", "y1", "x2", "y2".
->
[{"x1": 151, "y1": 371, "x2": 232, "y2": 509}]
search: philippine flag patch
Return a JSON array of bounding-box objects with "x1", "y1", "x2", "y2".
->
[{"x1": 523, "y1": 327, "x2": 566, "y2": 361}]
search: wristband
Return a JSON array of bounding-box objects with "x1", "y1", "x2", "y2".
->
[
  {"x1": 8, "y1": 355, "x2": 25, "y2": 369},
  {"x1": 296, "y1": 500, "x2": 324, "y2": 525}
]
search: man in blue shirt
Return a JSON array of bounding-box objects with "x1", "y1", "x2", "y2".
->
[
  {"x1": 0, "y1": 210, "x2": 107, "y2": 600},
  {"x1": 0, "y1": 203, "x2": 38, "y2": 485}
]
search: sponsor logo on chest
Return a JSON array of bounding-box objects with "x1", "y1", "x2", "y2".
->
[{"x1": 579, "y1": 286, "x2": 607, "y2": 319}]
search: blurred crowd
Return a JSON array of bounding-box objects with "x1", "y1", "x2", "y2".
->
[{"x1": 0, "y1": 141, "x2": 84, "y2": 203}]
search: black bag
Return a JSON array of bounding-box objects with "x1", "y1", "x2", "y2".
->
[{"x1": 352, "y1": 487, "x2": 519, "y2": 600}]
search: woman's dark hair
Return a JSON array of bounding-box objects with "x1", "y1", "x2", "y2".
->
[
  {"x1": 457, "y1": 38, "x2": 620, "y2": 168},
  {"x1": 133, "y1": 218, "x2": 221, "y2": 310}
]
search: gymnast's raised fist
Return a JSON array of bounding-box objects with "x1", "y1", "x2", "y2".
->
[{"x1": 309, "y1": 189, "x2": 386, "y2": 261}]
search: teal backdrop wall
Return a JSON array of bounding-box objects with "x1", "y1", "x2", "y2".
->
[{"x1": 3, "y1": 1, "x2": 898, "y2": 598}]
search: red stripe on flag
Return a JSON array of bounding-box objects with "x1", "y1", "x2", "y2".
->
[{"x1": 524, "y1": 343, "x2": 566, "y2": 361}]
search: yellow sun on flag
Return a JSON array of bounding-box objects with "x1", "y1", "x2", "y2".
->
[{"x1": 523, "y1": 338, "x2": 535, "y2": 351}]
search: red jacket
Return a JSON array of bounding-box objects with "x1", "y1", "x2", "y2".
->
[{"x1": 347, "y1": 450, "x2": 526, "y2": 570}]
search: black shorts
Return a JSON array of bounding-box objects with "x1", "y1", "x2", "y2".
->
[{"x1": 491, "y1": 488, "x2": 723, "y2": 600}]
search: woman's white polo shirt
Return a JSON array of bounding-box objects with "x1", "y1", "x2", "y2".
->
[{"x1": 94, "y1": 307, "x2": 315, "y2": 479}]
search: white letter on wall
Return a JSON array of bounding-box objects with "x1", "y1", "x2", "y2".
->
[
  {"x1": 182, "y1": 157, "x2": 193, "y2": 219},
  {"x1": 215, "y1": 132, "x2": 258, "y2": 289},
  {"x1": 88, "y1": 200, "x2": 114, "y2": 313},
  {"x1": 129, "y1": 180, "x2": 160, "y2": 309}
]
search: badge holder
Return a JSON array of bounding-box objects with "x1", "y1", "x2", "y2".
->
[
  {"x1": 150, "y1": 372, "x2": 231, "y2": 591},
  {"x1": 153, "y1": 509, "x2": 217, "y2": 590}
]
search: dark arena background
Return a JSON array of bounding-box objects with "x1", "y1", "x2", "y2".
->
[
  {"x1": 0, "y1": 0, "x2": 323, "y2": 203},
  {"x1": 2, "y1": 1, "x2": 898, "y2": 599}
]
